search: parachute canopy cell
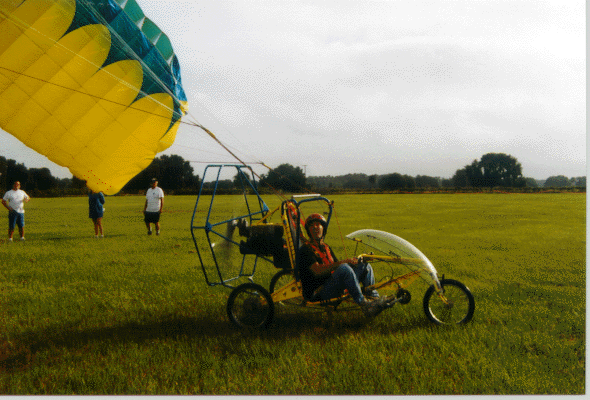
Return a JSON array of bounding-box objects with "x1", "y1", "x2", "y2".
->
[{"x1": 0, "y1": 0, "x2": 188, "y2": 194}]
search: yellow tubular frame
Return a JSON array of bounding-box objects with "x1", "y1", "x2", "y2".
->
[{"x1": 269, "y1": 254, "x2": 430, "y2": 307}]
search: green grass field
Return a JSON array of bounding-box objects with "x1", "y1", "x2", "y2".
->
[{"x1": 0, "y1": 193, "x2": 585, "y2": 394}]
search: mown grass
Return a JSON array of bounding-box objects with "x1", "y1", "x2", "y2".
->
[{"x1": 0, "y1": 193, "x2": 585, "y2": 394}]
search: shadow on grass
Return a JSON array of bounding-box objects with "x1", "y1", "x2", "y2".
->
[
  {"x1": 0, "y1": 306, "x2": 432, "y2": 373},
  {"x1": 0, "y1": 312, "x2": 231, "y2": 373}
]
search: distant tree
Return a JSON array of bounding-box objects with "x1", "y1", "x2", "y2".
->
[
  {"x1": 233, "y1": 169, "x2": 260, "y2": 190},
  {"x1": 573, "y1": 176, "x2": 586, "y2": 187},
  {"x1": 524, "y1": 178, "x2": 538, "y2": 188},
  {"x1": 306, "y1": 176, "x2": 333, "y2": 189},
  {"x1": 123, "y1": 154, "x2": 199, "y2": 192},
  {"x1": 544, "y1": 175, "x2": 571, "y2": 188},
  {"x1": 5, "y1": 159, "x2": 28, "y2": 190},
  {"x1": 199, "y1": 179, "x2": 234, "y2": 191},
  {"x1": 125, "y1": 158, "x2": 162, "y2": 191},
  {"x1": 0, "y1": 156, "x2": 7, "y2": 190},
  {"x1": 379, "y1": 173, "x2": 415, "y2": 190},
  {"x1": 452, "y1": 153, "x2": 525, "y2": 188},
  {"x1": 158, "y1": 154, "x2": 199, "y2": 190},
  {"x1": 233, "y1": 172, "x2": 241, "y2": 188},
  {"x1": 340, "y1": 174, "x2": 369, "y2": 189},
  {"x1": 71, "y1": 176, "x2": 87, "y2": 189},
  {"x1": 368, "y1": 174, "x2": 377, "y2": 188},
  {"x1": 569, "y1": 177, "x2": 576, "y2": 187},
  {"x1": 28, "y1": 168, "x2": 57, "y2": 191},
  {"x1": 56, "y1": 177, "x2": 72, "y2": 189},
  {"x1": 210, "y1": 179, "x2": 233, "y2": 190},
  {"x1": 479, "y1": 153, "x2": 526, "y2": 187},
  {"x1": 343, "y1": 179, "x2": 368, "y2": 189},
  {"x1": 404, "y1": 174, "x2": 415, "y2": 189},
  {"x1": 379, "y1": 173, "x2": 399, "y2": 190},
  {"x1": 415, "y1": 175, "x2": 440, "y2": 189},
  {"x1": 464, "y1": 159, "x2": 484, "y2": 187},
  {"x1": 452, "y1": 168, "x2": 469, "y2": 188},
  {"x1": 441, "y1": 178, "x2": 454, "y2": 188},
  {"x1": 260, "y1": 163, "x2": 306, "y2": 192}
]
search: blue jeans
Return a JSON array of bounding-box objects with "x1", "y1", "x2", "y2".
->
[
  {"x1": 315, "y1": 262, "x2": 377, "y2": 304},
  {"x1": 8, "y1": 210, "x2": 24, "y2": 230}
]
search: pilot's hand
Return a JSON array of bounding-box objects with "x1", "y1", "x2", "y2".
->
[{"x1": 344, "y1": 257, "x2": 358, "y2": 265}]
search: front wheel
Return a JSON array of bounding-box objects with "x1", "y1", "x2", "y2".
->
[
  {"x1": 227, "y1": 283, "x2": 274, "y2": 329},
  {"x1": 423, "y1": 279, "x2": 475, "y2": 325}
]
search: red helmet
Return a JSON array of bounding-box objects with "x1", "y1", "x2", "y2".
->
[{"x1": 305, "y1": 213, "x2": 327, "y2": 237}]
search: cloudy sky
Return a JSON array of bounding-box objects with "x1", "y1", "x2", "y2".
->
[{"x1": 0, "y1": 0, "x2": 585, "y2": 180}]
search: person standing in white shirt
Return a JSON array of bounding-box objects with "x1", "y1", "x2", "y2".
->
[
  {"x1": 2, "y1": 181, "x2": 31, "y2": 241},
  {"x1": 143, "y1": 178, "x2": 164, "y2": 235}
]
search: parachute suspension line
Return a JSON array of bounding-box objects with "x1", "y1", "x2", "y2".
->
[
  {"x1": 188, "y1": 160, "x2": 267, "y2": 164},
  {"x1": 2, "y1": 3, "x2": 296, "y2": 200},
  {"x1": 2, "y1": 9, "x2": 289, "y2": 201},
  {"x1": 0, "y1": 65, "x2": 273, "y2": 192},
  {"x1": 0, "y1": 66, "x2": 175, "y2": 120},
  {"x1": 182, "y1": 107, "x2": 269, "y2": 171},
  {"x1": 192, "y1": 123, "x2": 309, "y2": 199},
  {"x1": 188, "y1": 122, "x2": 288, "y2": 201},
  {"x1": 194, "y1": 124, "x2": 253, "y2": 170},
  {"x1": 331, "y1": 203, "x2": 349, "y2": 259},
  {"x1": 187, "y1": 121, "x2": 289, "y2": 200}
]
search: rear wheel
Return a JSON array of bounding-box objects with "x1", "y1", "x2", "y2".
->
[
  {"x1": 423, "y1": 279, "x2": 475, "y2": 325},
  {"x1": 227, "y1": 283, "x2": 274, "y2": 329}
]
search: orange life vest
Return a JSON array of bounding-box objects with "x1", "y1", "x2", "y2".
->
[{"x1": 308, "y1": 241, "x2": 335, "y2": 266}]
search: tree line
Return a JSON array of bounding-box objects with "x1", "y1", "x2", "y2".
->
[
  {"x1": 0, "y1": 155, "x2": 200, "y2": 195},
  {"x1": 0, "y1": 152, "x2": 584, "y2": 196},
  {"x1": 266, "y1": 153, "x2": 585, "y2": 192}
]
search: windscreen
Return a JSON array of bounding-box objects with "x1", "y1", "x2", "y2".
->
[{"x1": 346, "y1": 229, "x2": 439, "y2": 285}]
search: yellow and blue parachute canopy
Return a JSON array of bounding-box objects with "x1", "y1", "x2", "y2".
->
[{"x1": 0, "y1": 0, "x2": 188, "y2": 194}]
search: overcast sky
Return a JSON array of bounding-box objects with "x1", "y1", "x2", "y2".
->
[{"x1": 0, "y1": 0, "x2": 585, "y2": 180}]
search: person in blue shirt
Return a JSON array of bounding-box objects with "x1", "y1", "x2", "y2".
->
[{"x1": 88, "y1": 190, "x2": 105, "y2": 238}]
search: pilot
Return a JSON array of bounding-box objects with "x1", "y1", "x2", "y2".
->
[{"x1": 297, "y1": 213, "x2": 392, "y2": 317}]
